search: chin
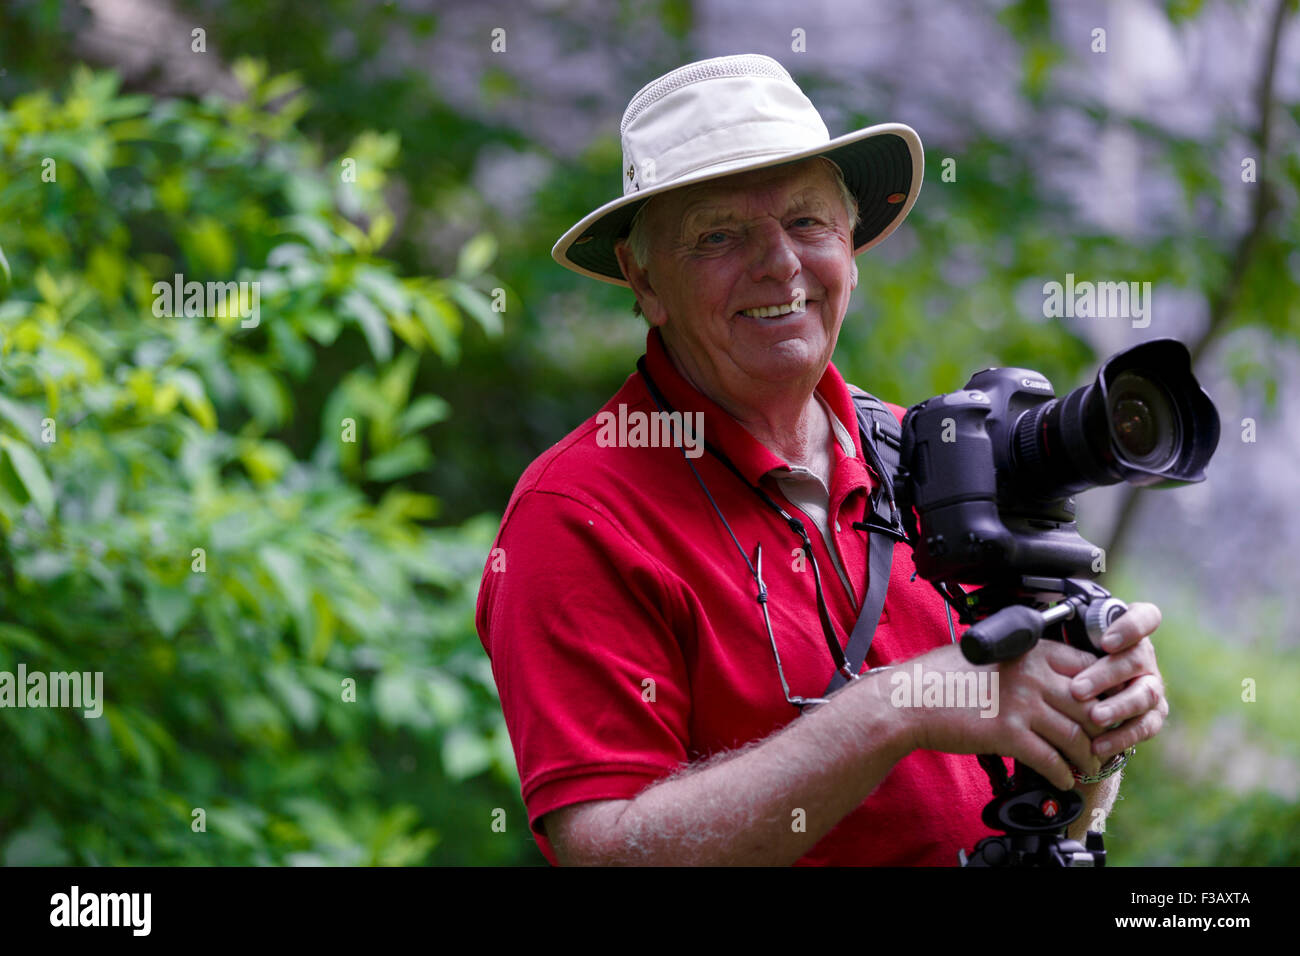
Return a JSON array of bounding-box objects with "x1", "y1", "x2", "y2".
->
[{"x1": 741, "y1": 344, "x2": 826, "y2": 383}]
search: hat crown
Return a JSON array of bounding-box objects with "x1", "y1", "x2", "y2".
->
[
  {"x1": 620, "y1": 54, "x2": 794, "y2": 135},
  {"x1": 617, "y1": 54, "x2": 830, "y2": 196}
]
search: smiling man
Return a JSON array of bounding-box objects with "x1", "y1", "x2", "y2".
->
[
  {"x1": 618, "y1": 157, "x2": 858, "y2": 481},
  {"x1": 476, "y1": 54, "x2": 1168, "y2": 866}
]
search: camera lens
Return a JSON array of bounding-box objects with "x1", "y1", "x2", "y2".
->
[
  {"x1": 1006, "y1": 339, "x2": 1219, "y2": 499},
  {"x1": 1108, "y1": 371, "x2": 1179, "y2": 470}
]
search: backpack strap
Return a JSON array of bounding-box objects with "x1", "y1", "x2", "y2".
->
[{"x1": 822, "y1": 386, "x2": 907, "y2": 696}]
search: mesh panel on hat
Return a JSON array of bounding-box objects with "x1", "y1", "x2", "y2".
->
[{"x1": 620, "y1": 55, "x2": 793, "y2": 135}]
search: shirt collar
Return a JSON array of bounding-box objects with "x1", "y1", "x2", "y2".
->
[{"x1": 639, "y1": 327, "x2": 866, "y2": 487}]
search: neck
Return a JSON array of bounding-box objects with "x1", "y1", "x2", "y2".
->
[
  {"x1": 731, "y1": 393, "x2": 830, "y2": 473},
  {"x1": 660, "y1": 338, "x2": 832, "y2": 473}
]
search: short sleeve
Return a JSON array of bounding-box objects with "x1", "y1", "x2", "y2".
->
[{"x1": 477, "y1": 487, "x2": 693, "y2": 838}]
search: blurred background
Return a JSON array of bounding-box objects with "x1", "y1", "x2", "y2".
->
[{"x1": 0, "y1": 0, "x2": 1296, "y2": 866}]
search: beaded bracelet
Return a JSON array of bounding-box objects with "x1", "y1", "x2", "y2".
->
[{"x1": 1073, "y1": 746, "x2": 1135, "y2": 785}]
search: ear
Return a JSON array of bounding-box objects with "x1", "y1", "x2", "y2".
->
[
  {"x1": 850, "y1": 261, "x2": 859, "y2": 290},
  {"x1": 614, "y1": 240, "x2": 668, "y2": 327}
]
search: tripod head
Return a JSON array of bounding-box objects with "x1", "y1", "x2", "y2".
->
[{"x1": 953, "y1": 576, "x2": 1126, "y2": 867}]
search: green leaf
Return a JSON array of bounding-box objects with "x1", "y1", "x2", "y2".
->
[
  {"x1": 340, "y1": 289, "x2": 393, "y2": 362},
  {"x1": 441, "y1": 727, "x2": 493, "y2": 780},
  {"x1": 2, "y1": 816, "x2": 71, "y2": 866},
  {"x1": 446, "y1": 280, "x2": 503, "y2": 337},
  {"x1": 0, "y1": 436, "x2": 54, "y2": 518},
  {"x1": 0, "y1": 622, "x2": 46, "y2": 655},
  {"x1": 373, "y1": 672, "x2": 434, "y2": 730},
  {"x1": 259, "y1": 545, "x2": 314, "y2": 647},
  {"x1": 265, "y1": 666, "x2": 320, "y2": 731},
  {"x1": 378, "y1": 350, "x2": 419, "y2": 409},
  {"x1": 300, "y1": 311, "x2": 342, "y2": 346},
  {"x1": 168, "y1": 368, "x2": 218, "y2": 431},
  {"x1": 234, "y1": 361, "x2": 290, "y2": 429},
  {"x1": 232, "y1": 58, "x2": 268, "y2": 94},
  {"x1": 207, "y1": 807, "x2": 264, "y2": 848},
  {"x1": 414, "y1": 287, "x2": 462, "y2": 360},
  {"x1": 456, "y1": 233, "x2": 498, "y2": 279},
  {"x1": 354, "y1": 266, "x2": 410, "y2": 315},
  {"x1": 398, "y1": 395, "x2": 450, "y2": 435},
  {"x1": 143, "y1": 578, "x2": 192, "y2": 639},
  {"x1": 364, "y1": 437, "x2": 433, "y2": 482},
  {"x1": 0, "y1": 395, "x2": 43, "y2": 442},
  {"x1": 182, "y1": 217, "x2": 235, "y2": 276}
]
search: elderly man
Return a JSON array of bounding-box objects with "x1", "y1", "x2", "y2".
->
[{"x1": 476, "y1": 54, "x2": 1167, "y2": 865}]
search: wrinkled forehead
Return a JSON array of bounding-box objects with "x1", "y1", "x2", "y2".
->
[{"x1": 656, "y1": 158, "x2": 839, "y2": 230}]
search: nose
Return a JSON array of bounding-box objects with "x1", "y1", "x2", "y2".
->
[{"x1": 746, "y1": 219, "x2": 800, "y2": 284}]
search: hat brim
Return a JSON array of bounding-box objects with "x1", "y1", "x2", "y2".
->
[{"x1": 551, "y1": 122, "x2": 924, "y2": 287}]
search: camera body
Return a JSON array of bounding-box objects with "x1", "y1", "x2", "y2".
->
[
  {"x1": 889, "y1": 338, "x2": 1221, "y2": 867},
  {"x1": 895, "y1": 338, "x2": 1220, "y2": 587}
]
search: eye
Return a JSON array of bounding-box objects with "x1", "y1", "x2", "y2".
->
[
  {"x1": 791, "y1": 216, "x2": 820, "y2": 227},
  {"x1": 700, "y1": 231, "x2": 729, "y2": 244}
]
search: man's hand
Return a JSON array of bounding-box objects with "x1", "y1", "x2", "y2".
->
[
  {"x1": 1069, "y1": 601, "x2": 1168, "y2": 760},
  {"x1": 906, "y1": 640, "x2": 1109, "y2": 790}
]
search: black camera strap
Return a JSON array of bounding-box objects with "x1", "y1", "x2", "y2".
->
[{"x1": 823, "y1": 387, "x2": 907, "y2": 696}]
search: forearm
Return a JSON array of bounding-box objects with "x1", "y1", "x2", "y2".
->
[
  {"x1": 593, "y1": 670, "x2": 915, "y2": 865},
  {"x1": 1067, "y1": 772, "x2": 1123, "y2": 843}
]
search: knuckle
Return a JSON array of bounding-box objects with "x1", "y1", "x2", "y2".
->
[
  {"x1": 1144, "y1": 681, "x2": 1160, "y2": 710},
  {"x1": 1125, "y1": 651, "x2": 1146, "y2": 678}
]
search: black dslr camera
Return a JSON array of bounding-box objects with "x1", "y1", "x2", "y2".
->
[{"x1": 891, "y1": 339, "x2": 1220, "y2": 865}]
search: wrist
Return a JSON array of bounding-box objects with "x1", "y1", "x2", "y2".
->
[{"x1": 849, "y1": 665, "x2": 916, "y2": 763}]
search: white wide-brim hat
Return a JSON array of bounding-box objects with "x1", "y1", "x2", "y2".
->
[{"x1": 552, "y1": 53, "x2": 924, "y2": 287}]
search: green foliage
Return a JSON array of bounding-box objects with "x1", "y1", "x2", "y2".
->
[
  {"x1": 1096, "y1": 569, "x2": 1300, "y2": 866},
  {"x1": 0, "y1": 65, "x2": 537, "y2": 865},
  {"x1": 2, "y1": 0, "x2": 1296, "y2": 867}
]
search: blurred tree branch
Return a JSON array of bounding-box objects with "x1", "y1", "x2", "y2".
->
[{"x1": 1103, "y1": 0, "x2": 1294, "y2": 563}]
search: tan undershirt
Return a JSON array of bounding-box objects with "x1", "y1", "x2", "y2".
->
[{"x1": 766, "y1": 392, "x2": 859, "y2": 610}]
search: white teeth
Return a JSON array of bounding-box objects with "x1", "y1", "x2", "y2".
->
[{"x1": 740, "y1": 300, "x2": 801, "y2": 318}]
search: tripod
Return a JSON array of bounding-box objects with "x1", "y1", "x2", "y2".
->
[{"x1": 943, "y1": 576, "x2": 1129, "y2": 867}]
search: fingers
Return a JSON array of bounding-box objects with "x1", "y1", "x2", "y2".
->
[
  {"x1": 1091, "y1": 702, "x2": 1166, "y2": 759},
  {"x1": 1015, "y1": 641, "x2": 1107, "y2": 733},
  {"x1": 1012, "y1": 729, "x2": 1078, "y2": 791},
  {"x1": 1040, "y1": 640, "x2": 1101, "y2": 679},
  {"x1": 1097, "y1": 602, "x2": 1162, "y2": 654},
  {"x1": 1071, "y1": 637, "x2": 1159, "y2": 702},
  {"x1": 1042, "y1": 680, "x2": 1108, "y2": 739},
  {"x1": 1029, "y1": 707, "x2": 1100, "y2": 779},
  {"x1": 1088, "y1": 675, "x2": 1167, "y2": 755},
  {"x1": 1089, "y1": 672, "x2": 1165, "y2": 726}
]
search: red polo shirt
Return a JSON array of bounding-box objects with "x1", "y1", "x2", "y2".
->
[{"x1": 476, "y1": 328, "x2": 1007, "y2": 865}]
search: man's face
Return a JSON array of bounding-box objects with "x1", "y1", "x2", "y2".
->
[{"x1": 615, "y1": 158, "x2": 857, "y2": 403}]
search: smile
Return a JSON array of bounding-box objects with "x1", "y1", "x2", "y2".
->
[{"x1": 737, "y1": 298, "x2": 811, "y2": 318}]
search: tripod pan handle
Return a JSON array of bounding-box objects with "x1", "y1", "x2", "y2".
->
[{"x1": 961, "y1": 604, "x2": 1045, "y2": 664}]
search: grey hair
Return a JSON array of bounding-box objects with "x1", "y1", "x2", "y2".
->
[{"x1": 620, "y1": 157, "x2": 861, "y2": 318}]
